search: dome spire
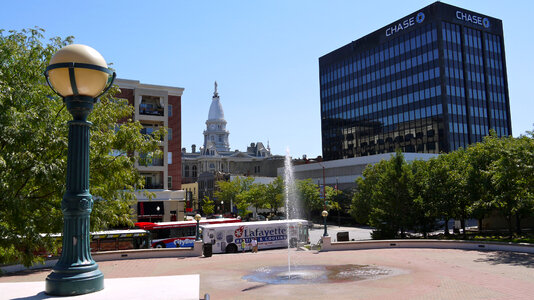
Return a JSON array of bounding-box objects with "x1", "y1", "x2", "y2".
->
[{"x1": 204, "y1": 81, "x2": 230, "y2": 153}]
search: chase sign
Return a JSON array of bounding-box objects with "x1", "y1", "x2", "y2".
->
[
  {"x1": 386, "y1": 12, "x2": 425, "y2": 37},
  {"x1": 456, "y1": 10, "x2": 490, "y2": 28}
]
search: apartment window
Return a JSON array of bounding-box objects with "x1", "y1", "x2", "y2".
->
[
  {"x1": 185, "y1": 166, "x2": 189, "y2": 177},
  {"x1": 168, "y1": 176, "x2": 172, "y2": 190},
  {"x1": 168, "y1": 128, "x2": 172, "y2": 141},
  {"x1": 168, "y1": 152, "x2": 172, "y2": 164},
  {"x1": 168, "y1": 104, "x2": 173, "y2": 117}
]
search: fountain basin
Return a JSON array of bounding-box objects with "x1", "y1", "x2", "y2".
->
[{"x1": 243, "y1": 264, "x2": 405, "y2": 285}]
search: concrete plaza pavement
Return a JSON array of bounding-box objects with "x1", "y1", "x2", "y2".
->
[{"x1": 1, "y1": 247, "x2": 533, "y2": 300}]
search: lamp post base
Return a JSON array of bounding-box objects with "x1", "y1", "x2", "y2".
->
[{"x1": 45, "y1": 264, "x2": 104, "y2": 296}]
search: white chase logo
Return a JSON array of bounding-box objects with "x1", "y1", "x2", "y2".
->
[
  {"x1": 456, "y1": 11, "x2": 490, "y2": 28},
  {"x1": 386, "y1": 12, "x2": 425, "y2": 37}
]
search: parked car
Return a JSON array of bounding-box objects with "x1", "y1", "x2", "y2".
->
[
  {"x1": 248, "y1": 215, "x2": 266, "y2": 222},
  {"x1": 223, "y1": 212, "x2": 237, "y2": 218},
  {"x1": 269, "y1": 215, "x2": 284, "y2": 220},
  {"x1": 206, "y1": 214, "x2": 223, "y2": 219}
]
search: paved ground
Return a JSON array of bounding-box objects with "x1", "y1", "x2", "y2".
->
[{"x1": 2, "y1": 247, "x2": 533, "y2": 300}]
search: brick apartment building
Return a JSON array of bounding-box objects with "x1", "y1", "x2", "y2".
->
[{"x1": 115, "y1": 78, "x2": 185, "y2": 222}]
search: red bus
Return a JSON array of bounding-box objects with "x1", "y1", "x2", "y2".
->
[
  {"x1": 135, "y1": 218, "x2": 241, "y2": 248},
  {"x1": 39, "y1": 229, "x2": 150, "y2": 257}
]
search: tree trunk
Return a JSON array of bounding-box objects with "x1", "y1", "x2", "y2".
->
[
  {"x1": 461, "y1": 218, "x2": 466, "y2": 238},
  {"x1": 444, "y1": 219, "x2": 450, "y2": 236},
  {"x1": 400, "y1": 227, "x2": 405, "y2": 239},
  {"x1": 478, "y1": 218, "x2": 483, "y2": 232},
  {"x1": 516, "y1": 214, "x2": 522, "y2": 235},
  {"x1": 506, "y1": 215, "x2": 513, "y2": 236}
]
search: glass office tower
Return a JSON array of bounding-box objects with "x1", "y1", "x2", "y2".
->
[{"x1": 319, "y1": 2, "x2": 511, "y2": 160}]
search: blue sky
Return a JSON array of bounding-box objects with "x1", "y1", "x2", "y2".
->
[{"x1": 1, "y1": 1, "x2": 532, "y2": 158}]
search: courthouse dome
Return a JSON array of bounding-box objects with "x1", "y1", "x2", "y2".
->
[{"x1": 208, "y1": 81, "x2": 225, "y2": 121}]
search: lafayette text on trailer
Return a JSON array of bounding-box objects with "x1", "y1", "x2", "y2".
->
[{"x1": 201, "y1": 219, "x2": 309, "y2": 254}]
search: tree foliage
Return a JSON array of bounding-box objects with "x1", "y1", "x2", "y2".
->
[
  {"x1": 296, "y1": 179, "x2": 323, "y2": 220},
  {"x1": 264, "y1": 176, "x2": 284, "y2": 214},
  {"x1": 351, "y1": 130, "x2": 534, "y2": 239},
  {"x1": 215, "y1": 176, "x2": 254, "y2": 218},
  {"x1": 0, "y1": 28, "x2": 164, "y2": 266},
  {"x1": 201, "y1": 196, "x2": 214, "y2": 216}
]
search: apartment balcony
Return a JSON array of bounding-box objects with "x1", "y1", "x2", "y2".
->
[
  {"x1": 139, "y1": 103, "x2": 164, "y2": 117},
  {"x1": 139, "y1": 158, "x2": 164, "y2": 167},
  {"x1": 144, "y1": 183, "x2": 164, "y2": 189}
]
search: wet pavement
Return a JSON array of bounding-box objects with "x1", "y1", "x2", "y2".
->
[{"x1": 242, "y1": 264, "x2": 404, "y2": 285}]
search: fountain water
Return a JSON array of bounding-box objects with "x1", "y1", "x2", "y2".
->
[
  {"x1": 283, "y1": 148, "x2": 300, "y2": 279},
  {"x1": 242, "y1": 149, "x2": 407, "y2": 286}
]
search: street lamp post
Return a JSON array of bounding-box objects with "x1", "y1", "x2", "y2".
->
[
  {"x1": 44, "y1": 44, "x2": 115, "y2": 296},
  {"x1": 221, "y1": 201, "x2": 224, "y2": 215},
  {"x1": 194, "y1": 214, "x2": 202, "y2": 241},
  {"x1": 336, "y1": 177, "x2": 340, "y2": 227},
  {"x1": 322, "y1": 210, "x2": 329, "y2": 237},
  {"x1": 318, "y1": 162, "x2": 326, "y2": 209}
]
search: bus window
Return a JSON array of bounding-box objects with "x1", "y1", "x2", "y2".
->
[
  {"x1": 133, "y1": 236, "x2": 149, "y2": 249},
  {"x1": 117, "y1": 238, "x2": 135, "y2": 250},
  {"x1": 98, "y1": 238, "x2": 119, "y2": 251},
  {"x1": 151, "y1": 228, "x2": 170, "y2": 240},
  {"x1": 170, "y1": 227, "x2": 184, "y2": 238}
]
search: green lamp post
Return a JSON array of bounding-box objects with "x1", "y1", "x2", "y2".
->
[
  {"x1": 44, "y1": 44, "x2": 115, "y2": 296},
  {"x1": 195, "y1": 214, "x2": 202, "y2": 241},
  {"x1": 322, "y1": 210, "x2": 329, "y2": 237}
]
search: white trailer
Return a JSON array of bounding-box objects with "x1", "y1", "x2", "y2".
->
[{"x1": 201, "y1": 219, "x2": 310, "y2": 254}]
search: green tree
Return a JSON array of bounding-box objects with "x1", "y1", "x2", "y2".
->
[
  {"x1": 424, "y1": 151, "x2": 468, "y2": 236},
  {"x1": 0, "y1": 28, "x2": 164, "y2": 266},
  {"x1": 201, "y1": 196, "x2": 215, "y2": 215},
  {"x1": 485, "y1": 134, "x2": 534, "y2": 234},
  {"x1": 350, "y1": 161, "x2": 387, "y2": 225},
  {"x1": 370, "y1": 151, "x2": 414, "y2": 238},
  {"x1": 297, "y1": 179, "x2": 322, "y2": 220},
  {"x1": 464, "y1": 135, "x2": 499, "y2": 231},
  {"x1": 214, "y1": 180, "x2": 240, "y2": 212},
  {"x1": 234, "y1": 183, "x2": 266, "y2": 219},
  {"x1": 264, "y1": 176, "x2": 284, "y2": 214},
  {"x1": 214, "y1": 176, "x2": 254, "y2": 217},
  {"x1": 324, "y1": 186, "x2": 341, "y2": 211},
  {"x1": 410, "y1": 159, "x2": 438, "y2": 237},
  {"x1": 249, "y1": 184, "x2": 268, "y2": 215}
]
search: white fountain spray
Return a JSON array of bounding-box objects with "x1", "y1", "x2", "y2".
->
[{"x1": 283, "y1": 148, "x2": 300, "y2": 279}]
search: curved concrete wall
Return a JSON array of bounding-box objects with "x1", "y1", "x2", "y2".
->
[
  {"x1": 320, "y1": 236, "x2": 534, "y2": 253},
  {"x1": 1, "y1": 241, "x2": 203, "y2": 274}
]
